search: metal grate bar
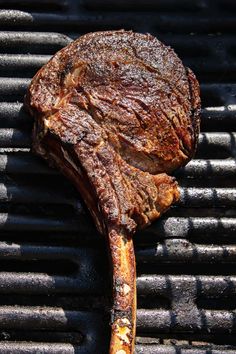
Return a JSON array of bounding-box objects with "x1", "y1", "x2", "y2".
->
[
  {"x1": 0, "y1": 54, "x2": 51, "y2": 77},
  {"x1": 0, "y1": 153, "x2": 58, "y2": 175},
  {"x1": 0, "y1": 78, "x2": 29, "y2": 101},
  {"x1": 0, "y1": 10, "x2": 235, "y2": 35},
  {"x1": 0, "y1": 182, "x2": 76, "y2": 205},
  {"x1": 0, "y1": 103, "x2": 29, "y2": 128},
  {"x1": 178, "y1": 188, "x2": 236, "y2": 207},
  {"x1": 0, "y1": 128, "x2": 31, "y2": 148},
  {"x1": 0, "y1": 306, "x2": 99, "y2": 329},
  {"x1": 0, "y1": 214, "x2": 234, "y2": 238},
  {"x1": 0, "y1": 31, "x2": 71, "y2": 54},
  {"x1": 137, "y1": 275, "x2": 236, "y2": 298},
  {"x1": 0, "y1": 307, "x2": 107, "y2": 353},
  {"x1": 0, "y1": 183, "x2": 235, "y2": 207},
  {"x1": 0, "y1": 343, "x2": 235, "y2": 354},
  {"x1": 0, "y1": 305, "x2": 235, "y2": 336},
  {"x1": 137, "y1": 309, "x2": 236, "y2": 333},
  {"x1": 201, "y1": 108, "x2": 236, "y2": 132},
  {"x1": 0, "y1": 272, "x2": 235, "y2": 298},
  {"x1": 0, "y1": 342, "x2": 75, "y2": 354},
  {"x1": 178, "y1": 160, "x2": 236, "y2": 178},
  {"x1": 135, "y1": 345, "x2": 236, "y2": 354},
  {"x1": 141, "y1": 217, "x2": 236, "y2": 240},
  {"x1": 137, "y1": 243, "x2": 236, "y2": 264},
  {"x1": 0, "y1": 272, "x2": 102, "y2": 294}
]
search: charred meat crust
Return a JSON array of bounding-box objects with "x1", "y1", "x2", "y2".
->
[
  {"x1": 24, "y1": 30, "x2": 200, "y2": 354},
  {"x1": 25, "y1": 30, "x2": 200, "y2": 174}
]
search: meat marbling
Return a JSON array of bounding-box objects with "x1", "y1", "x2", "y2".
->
[{"x1": 25, "y1": 30, "x2": 200, "y2": 354}]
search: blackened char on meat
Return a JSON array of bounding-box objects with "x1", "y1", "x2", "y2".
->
[{"x1": 25, "y1": 30, "x2": 201, "y2": 354}]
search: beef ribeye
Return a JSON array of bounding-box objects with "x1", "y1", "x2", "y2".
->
[{"x1": 25, "y1": 30, "x2": 200, "y2": 354}]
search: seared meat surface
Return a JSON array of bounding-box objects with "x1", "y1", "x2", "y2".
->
[{"x1": 25, "y1": 30, "x2": 200, "y2": 354}]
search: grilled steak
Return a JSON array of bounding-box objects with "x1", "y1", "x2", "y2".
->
[{"x1": 25, "y1": 30, "x2": 200, "y2": 354}]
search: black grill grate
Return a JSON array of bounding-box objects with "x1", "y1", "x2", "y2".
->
[{"x1": 0, "y1": 0, "x2": 235, "y2": 353}]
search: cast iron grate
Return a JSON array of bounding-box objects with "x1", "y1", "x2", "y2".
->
[{"x1": 0, "y1": 0, "x2": 235, "y2": 353}]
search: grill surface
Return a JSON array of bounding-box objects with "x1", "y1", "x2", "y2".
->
[{"x1": 0, "y1": 0, "x2": 236, "y2": 353}]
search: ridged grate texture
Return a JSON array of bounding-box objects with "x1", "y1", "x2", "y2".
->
[{"x1": 0, "y1": 0, "x2": 235, "y2": 353}]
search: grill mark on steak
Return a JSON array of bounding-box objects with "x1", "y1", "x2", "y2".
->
[
  {"x1": 25, "y1": 30, "x2": 200, "y2": 354},
  {"x1": 158, "y1": 102, "x2": 190, "y2": 157}
]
